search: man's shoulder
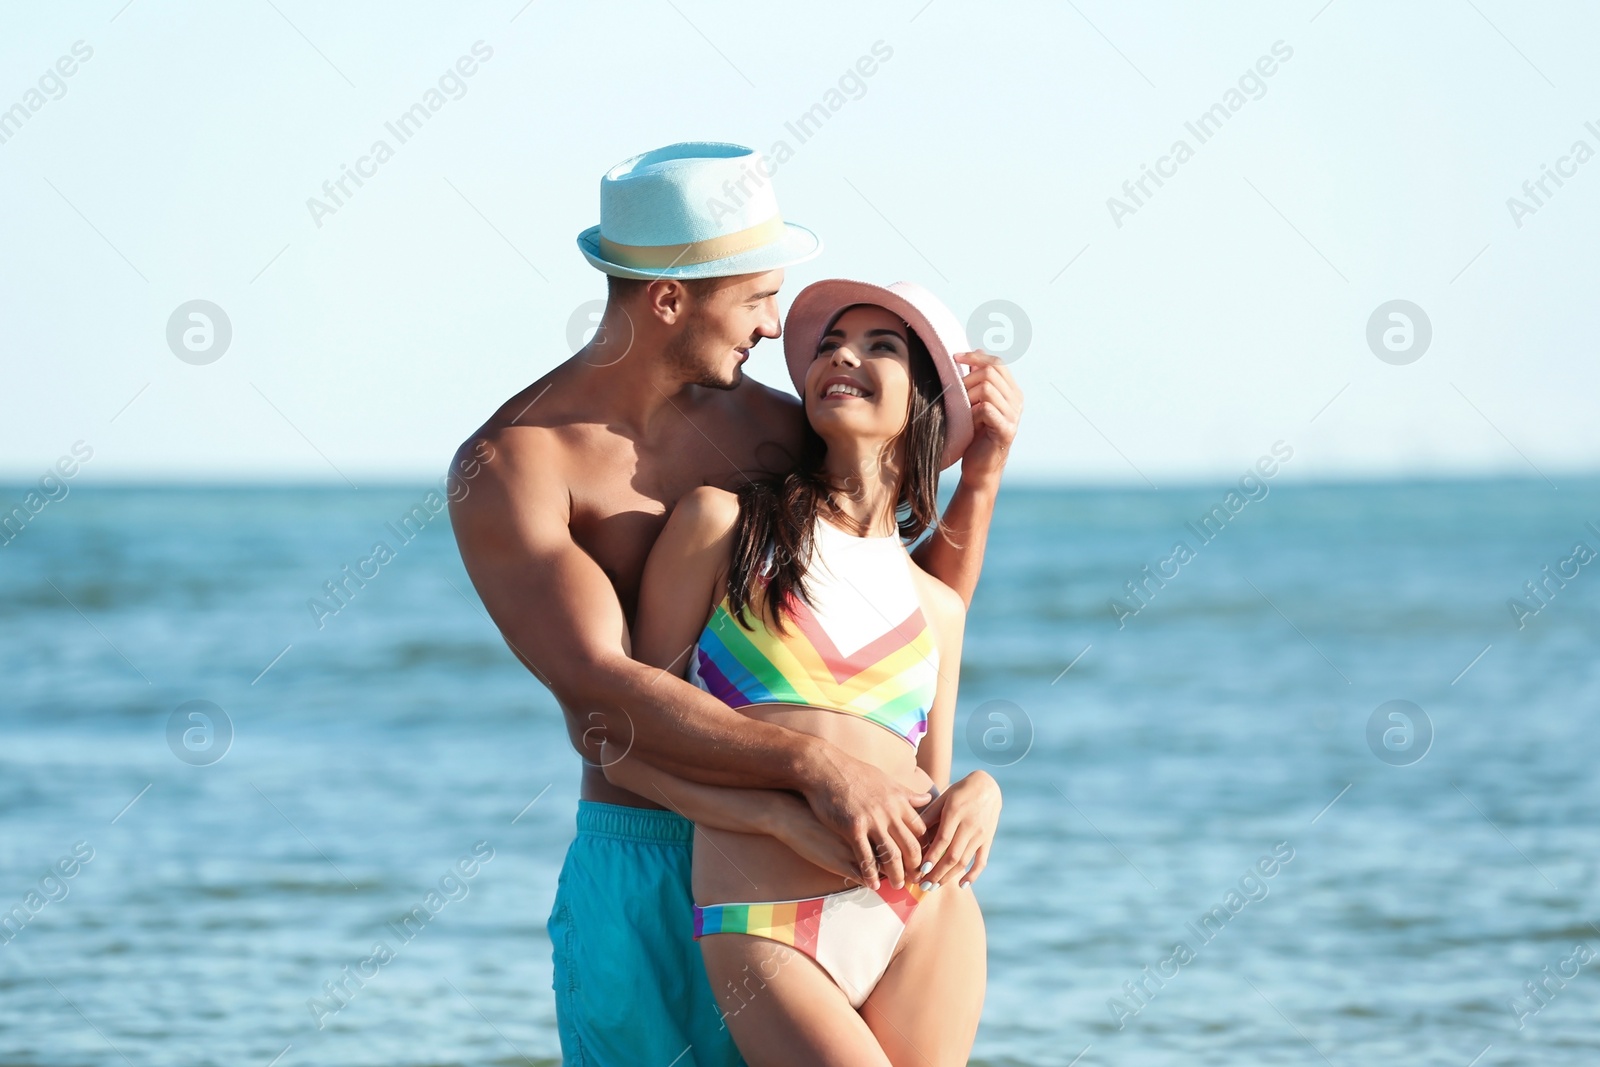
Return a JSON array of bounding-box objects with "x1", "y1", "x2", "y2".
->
[
  {"x1": 712, "y1": 375, "x2": 805, "y2": 452},
  {"x1": 735, "y1": 376, "x2": 803, "y2": 420},
  {"x1": 453, "y1": 417, "x2": 562, "y2": 485},
  {"x1": 449, "y1": 384, "x2": 579, "y2": 520},
  {"x1": 456, "y1": 373, "x2": 581, "y2": 466}
]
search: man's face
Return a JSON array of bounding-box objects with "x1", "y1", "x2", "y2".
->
[{"x1": 666, "y1": 270, "x2": 784, "y2": 389}]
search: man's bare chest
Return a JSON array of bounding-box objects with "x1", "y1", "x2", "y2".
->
[{"x1": 564, "y1": 440, "x2": 764, "y2": 619}]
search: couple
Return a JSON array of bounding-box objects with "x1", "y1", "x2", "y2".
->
[{"x1": 450, "y1": 142, "x2": 1023, "y2": 1066}]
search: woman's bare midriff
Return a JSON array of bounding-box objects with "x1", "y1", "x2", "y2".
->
[{"x1": 693, "y1": 702, "x2": 933, "y2": 905}]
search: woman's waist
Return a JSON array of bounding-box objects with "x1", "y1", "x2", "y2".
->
[
  {"x1": 693, "y1": 828, "x2": 860, "y2": 905},
  {"x1": 692, "y1": 703, "x2": 929, "y2": 906}
]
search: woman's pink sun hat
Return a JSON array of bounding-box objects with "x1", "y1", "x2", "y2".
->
[{"x1": 783, "y1": 280, "x2": 974, "y2": 470}]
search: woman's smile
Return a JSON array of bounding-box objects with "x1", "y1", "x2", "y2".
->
[{"x1": 819, "y1": 374, "x2": 873, "y2": 401}]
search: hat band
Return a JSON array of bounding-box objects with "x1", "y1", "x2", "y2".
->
[{"x1": 598, "y1": 215, "x2": 786, "y2": 270}]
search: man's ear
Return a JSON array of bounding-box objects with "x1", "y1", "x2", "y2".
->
[{"x1": 645, "y1": 279, "x2": 688, "y2": 326}]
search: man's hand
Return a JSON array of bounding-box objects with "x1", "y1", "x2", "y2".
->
[
  {"x1": 952, "y1": 349, "x2": 1024, "y2": 489},
  {"x1": 797, "y1": 746, "x2": 932, "y2": 892}
]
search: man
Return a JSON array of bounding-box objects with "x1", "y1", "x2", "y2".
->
[{"x1": 449, "y1": 142, "x2": 1022, "y2": 1066}]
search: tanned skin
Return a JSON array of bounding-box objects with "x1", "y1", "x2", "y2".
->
[{"x1": 448, "y1": 269, "x2": 1022, "y2": 888}]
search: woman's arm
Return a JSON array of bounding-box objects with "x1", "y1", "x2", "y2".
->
[
  {"x1": 602, "y1": 743, "x2": 782, "y2": 835},
  {"x1": 617, "y1": 483, "x2": 778, "y2": 829},
  {"x1": 908, "y1": 567, "x2": 1002, "y2": 890},
  {"x1": 631, "y1": 484, "x2": 740, "y2": 675},
  {"x1": 909, "y1": 348, "x2": 1023, "y2": 605},
  {"x1": 602, "y1": 746, "x2": 859, "y2": 881}
]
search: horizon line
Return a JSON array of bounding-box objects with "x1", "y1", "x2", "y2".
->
[{"x1": 0, "y1": 469, "x2": 1593, "y2": 493}]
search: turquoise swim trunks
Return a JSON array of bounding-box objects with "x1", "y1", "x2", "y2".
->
[{"x1": 549, "y1": 801, "x2": 744, "y2": 1067}]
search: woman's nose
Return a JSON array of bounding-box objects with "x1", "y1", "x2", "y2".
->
[{"x1": 831, "y1": 345, "x2": 861, "y2": 367}]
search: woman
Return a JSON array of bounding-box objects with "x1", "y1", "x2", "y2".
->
[{"x1": 606, "y1": 280, "x2": 1001, "y2": 1066}]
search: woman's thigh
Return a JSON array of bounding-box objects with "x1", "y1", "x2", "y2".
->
[
  {"x1": 862, "y1": 886, "x2": 987, "y2": 1067},
  {"x1": 700, "y1": 933, "x2": 892, "y2": 1067}
]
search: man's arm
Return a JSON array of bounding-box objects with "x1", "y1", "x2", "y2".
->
[
  {"x1": 912, "y1": 349, "x2": 1024, "y2": 604},
  {"x1": 448, "y1": 429, "x2": 926, "y2": 885},
  {"x1": 450, "y1": 429, "x2": 816, "y2": 787}
]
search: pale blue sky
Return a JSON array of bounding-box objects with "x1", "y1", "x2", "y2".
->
[{"x1": 2, "y1": 0, "x2": 1596, "y2": 485}]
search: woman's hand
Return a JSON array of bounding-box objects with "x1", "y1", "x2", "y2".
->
[
  {"x1": 915, "y1": 770, "x2": 1002, "y2": 890},
  {"x1": 951, "y1": 349, "x2": 1023, "y2": 491}
]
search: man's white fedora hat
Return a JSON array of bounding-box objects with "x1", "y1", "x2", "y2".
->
[{"x1": 577, "y1": 142, "x2": 822, "y2": 280}]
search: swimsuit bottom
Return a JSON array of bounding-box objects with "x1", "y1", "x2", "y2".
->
[{"x1": 693, "y1": 881, "x2": 930, "y2": 1008}]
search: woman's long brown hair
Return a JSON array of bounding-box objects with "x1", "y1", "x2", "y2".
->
[{"x1": 726, "y1": 314, "x2": 948, "y2": 634}]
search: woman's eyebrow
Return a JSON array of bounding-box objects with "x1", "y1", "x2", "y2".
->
[{"x1": 821, "y1": 327, "x2": 905, "y2": 340}]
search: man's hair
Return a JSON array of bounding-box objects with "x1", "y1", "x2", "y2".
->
[{"x1": 606, "y1": 274, "x2": 723, "y2": 304}]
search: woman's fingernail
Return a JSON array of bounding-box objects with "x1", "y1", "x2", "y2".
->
[
  {"x1": 919, "y1": 880, "x2": 935, "y2": 892},
  {"x1": 919, "y1": 861, "x2": 933, "y2": 875}
]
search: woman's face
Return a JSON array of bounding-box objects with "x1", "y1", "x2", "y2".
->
[{"x1": 802, "y1": 304, "x2": 915, "y2": 455}]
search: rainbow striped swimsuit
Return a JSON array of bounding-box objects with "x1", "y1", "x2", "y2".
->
[
  {"x1": 688, "y1": 516, "x2": 943, "y2": 1008},
  {"x1": 693, "y1": 882, "x2": 931, "y2": 1008},
  {"x1": 687, "y1": 515, "x2": 939, "y2": 749}
]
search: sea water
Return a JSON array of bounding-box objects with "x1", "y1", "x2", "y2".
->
[{"x1": 2, "y1": 479, "x2": 1597, "y2": 1066}]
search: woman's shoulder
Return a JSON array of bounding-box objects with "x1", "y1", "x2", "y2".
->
[
  {"x1": 664, "y1": 485, "x2": 742, "y2": 545},
  {"x1": 643, "y1": 487, "x2": 742, "y2": 612}
]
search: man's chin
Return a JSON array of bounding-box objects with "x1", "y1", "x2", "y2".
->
[{"x1": 696, "y1": 365, "x2": 743, "y2": 391}]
